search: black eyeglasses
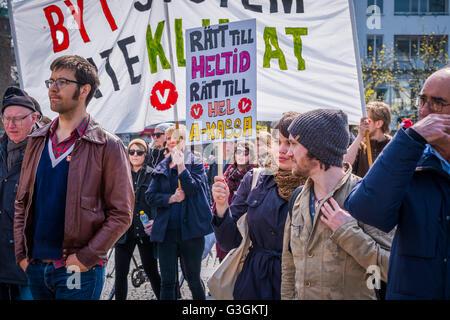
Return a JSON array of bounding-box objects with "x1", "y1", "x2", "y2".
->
[
  {"x1": 152, "y1": 132, "x2": 164, "y2": 138},
  {"x1": 45, "y1": 78, "x2": 83, "y2": 89},
  {"x1": 1, "y1": 111, "x2": 34, "y2": 127},
  {"x1": 415, "y1": 95, "x2": 450, "y2": 113},
  {"x1": 128, "y1": 149, "x2": 145, "y2": 156},
  {"x1": 236, "y1": 149, "x2": 250, "y2": 156}
]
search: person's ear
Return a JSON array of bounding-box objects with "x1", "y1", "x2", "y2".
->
[
  {"x1": 80, "y1": 84, "x2": 91, "y2": 98},
  {"x1": 375, "y1": 120, "x2": 384, "y2": 130}
]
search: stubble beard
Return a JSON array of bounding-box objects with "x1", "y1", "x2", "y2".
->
[{"x1": 50, "y1": 89, "x2": 81, "y2": 115}]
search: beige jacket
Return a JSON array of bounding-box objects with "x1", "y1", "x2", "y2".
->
[{"x1": 281, "y1": 164, "x2": 394, "y2": 300}]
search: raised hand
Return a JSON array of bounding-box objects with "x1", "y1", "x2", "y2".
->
[{"x1": 212, "y1": 176, "x2": 230, "y2": 217}]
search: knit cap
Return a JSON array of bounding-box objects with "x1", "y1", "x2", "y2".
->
[
  {"x1": 288, "y1": 109, "x2": 349, "y2": 167},
  {"x1": 2, "y1": 86, "x2": 37, "y2": 114},
  {"x1": 128, "y1": 138, "x2": 148, "y2": 153}
]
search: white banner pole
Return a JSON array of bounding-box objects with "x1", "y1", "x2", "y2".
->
[{"x1": 7, "y1": 0, "x2": 24, "y2": 88}]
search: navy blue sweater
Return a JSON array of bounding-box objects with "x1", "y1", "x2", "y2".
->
[{"x1": 31, "y1": 140, "x2": 72, "y2": 260}]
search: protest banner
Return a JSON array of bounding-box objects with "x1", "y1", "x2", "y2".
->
[
  {"x1": 186, "y1": 19, "x2": 257, "y2": 176},
  {"x1": 9, "y1": 0, "x2": 364, "y2": 134},
  {"x1": 185, "y1": 19, "x2": 257, "y2": 146}
]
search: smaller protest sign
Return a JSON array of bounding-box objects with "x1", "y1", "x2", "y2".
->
[{"x1": 185, "y1": 19, "x2": 257, "y2": 146}]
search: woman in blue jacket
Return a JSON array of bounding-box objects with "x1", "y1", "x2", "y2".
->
[
  {"x1": 146, "y1": 124, "x2": 213, "y2": 300},
  {"x1": 211, "y1": 112, "x2": 306, "y2": 299}
]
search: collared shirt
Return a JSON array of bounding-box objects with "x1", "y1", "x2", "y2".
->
[
  {"x1": 48, "y1": 116, "x2": 89, "y2": 159},
  {"x1": 424, "y1": 144, "x2": 450, "y2": 175}
]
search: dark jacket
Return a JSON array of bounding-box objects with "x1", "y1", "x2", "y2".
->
[
  {"x1": 147, "y1": 147, "x2": 165, "y2": 169},
  {"x1": 345, "y1": 128, "x2": 450, "y2": 300},
  {"x1": 212, "y1": 170, "x2": 288, "y2": 300},
  {"x1": 14, "y1": 117, "x2": 134, "y2": 269},
  {"x1": 117, "y1": 164, "x2": 156, "y2": 245},
  {"x1": 146, "y1": 152, "x2": 213, "y2": 243},
  {"x1": 0, "y1": 136, "x2": 27, "y2": 285}
]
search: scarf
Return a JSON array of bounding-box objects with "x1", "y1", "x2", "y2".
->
[
  {"x1": 224, "y1": 164, "x2": 257, "y2": 203},
  {"x1": 7, "y1": 137, "x2": 28, "y2": 171},
  {"x1": 273, "y1": 169, "x2": 307, "y2": 201}
]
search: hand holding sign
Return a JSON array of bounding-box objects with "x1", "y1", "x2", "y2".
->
[
  {"x1": 171, "y1": 146, "x2": 184, "y2": 166},
  {"x1": 212, "y1": 176, "x2": 230, "y2": 217}
]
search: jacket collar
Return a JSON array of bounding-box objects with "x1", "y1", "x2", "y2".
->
[
  {"x1": 303, "y1": 162, "x2": 353, "y2": 199},
  {"x1": 416, "y1": 152, "x2": 450, "y2": 181},
  {"x1": 300, "y1": 163, "x2": 353, "y2": 234},
  {"x1": 152, "y1": 155, "x2": 172, "y2": 176},
  {"x1": 29, "y1": 115, "x2": 106, "y2": 144}
]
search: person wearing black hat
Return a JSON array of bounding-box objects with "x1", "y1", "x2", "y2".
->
[
  {"x1": 0, "y1": 86, "x2": 39, "y2": 300},
  {"x1": 281, "y1": 109, "x2": 394, "y2": 300}
]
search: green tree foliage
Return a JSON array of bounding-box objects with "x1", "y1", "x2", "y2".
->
[{"x1": 362, "y1": 34, "x2": 448, "y2": 125}]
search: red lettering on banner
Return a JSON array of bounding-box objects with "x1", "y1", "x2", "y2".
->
[
  {"x1": 64, "y1": 0, "x2": 90, "y2": 43},
  {"x1": 100, "y1": 0, "x2": 118, "y2": 31},
  {"x1": 43, "y1": 5, "x2": 69, "y2": 53}
]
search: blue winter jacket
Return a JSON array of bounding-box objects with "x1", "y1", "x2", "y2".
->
[
  {"x1": 146, "y1": 152, "x2": 213, "y2": 243},
  {"x1": 345, "y1": 128, "x2": 450, "y2": 300}
]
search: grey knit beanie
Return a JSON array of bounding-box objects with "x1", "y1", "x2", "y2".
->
[{"x1": 287, "y1": 109, "x2": 349, "y2": 167}]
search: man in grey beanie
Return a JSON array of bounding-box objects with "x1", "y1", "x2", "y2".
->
[{"x1": 280, "y1": 108, "x2": 394, "y2": 300}]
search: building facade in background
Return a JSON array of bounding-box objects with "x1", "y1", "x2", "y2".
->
[{"x1": 354, "y1": 0, "x2": 450, "y2": 127}]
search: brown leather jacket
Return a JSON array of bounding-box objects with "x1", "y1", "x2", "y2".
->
[{"x1": 14, "y1": 117, "x2": 134, "y2": 269}]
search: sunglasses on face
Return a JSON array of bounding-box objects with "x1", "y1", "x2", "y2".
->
[
  {"x1": 236, "y1": 149, "x2": 250, "y2": 156},
  {"x1": 128, "y1": 149, "x2": 145, "y2": 156},
  {"x1": 152, "y1": 132, "x2": 164, "y2": 138}
]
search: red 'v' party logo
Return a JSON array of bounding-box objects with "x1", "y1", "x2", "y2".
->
[
  {"x1": 238, "y1": 97, "x2": 252, "y2": 113},
  {"x1": 190, "y1": 104, "x2": 203, "y2": 120},
  {"x1": 150, "y1": 80, "x2": 178, "y2": 111}
]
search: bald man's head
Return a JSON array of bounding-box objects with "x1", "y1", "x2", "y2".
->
[{"x1": 418, "y1": 67, "x2": 450, "y2": 119}]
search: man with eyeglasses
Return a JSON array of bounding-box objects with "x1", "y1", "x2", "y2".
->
[
  {"x1": 345, "y1": 67, "x2": 450, "y2": 299},
  {"x1": 14, "y1": 55, "x2": 133, "y2": 300},
  {"x1": 0, "y1": 87, "x2": 39, "y2": 300}
]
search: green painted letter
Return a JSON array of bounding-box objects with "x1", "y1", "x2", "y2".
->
[
  {"x1": 146, "y1": 21, "x2": 171, "y2": 74},
  {"x1": 175, "y1": 19, "x2": 185, "y2": 67},
  {"x1": 286, "y1": 27, "x2": 308, "y2": 70},
  {"x1": 263, "y1": 27, "x2": 287, "y2": 70}
]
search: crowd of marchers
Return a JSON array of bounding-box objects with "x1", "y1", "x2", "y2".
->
[{"x1": 0, "y1": 55, "x2": 448, "y2": 301}]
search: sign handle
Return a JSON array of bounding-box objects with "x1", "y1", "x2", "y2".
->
[
  {"x1": 217, "y1": 142, "x2": 224, "y2": 179},
  {"x1": 365, "y1": 132, "x2": 373, "y2": 167}
]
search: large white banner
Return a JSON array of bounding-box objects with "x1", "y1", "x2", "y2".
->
[{"x1": 9, "y1": 0, "x2": 363, "y2": 134}]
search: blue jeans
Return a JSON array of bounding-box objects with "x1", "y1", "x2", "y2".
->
[
  {"x1": 158, "y1": 229, "x2": 205, "y2": 300},
  {"x1": 26, "y1": 261, "x2": 105, "y2": 300},
  {"x1": 0, "y1": 283, "x2": 33, "y2": 300}
]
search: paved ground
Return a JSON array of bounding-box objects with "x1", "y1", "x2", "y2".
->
[{"x1": 101, "y1": 247, "x2": 220, "y2": 300}]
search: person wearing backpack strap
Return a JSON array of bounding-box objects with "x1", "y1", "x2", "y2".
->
[
  {"x1": 211, "y1": 112, "x2": 306, "y2": 300},
  {"x1": 282, "y1": 109, "x2": 394, "y2": 300}
]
